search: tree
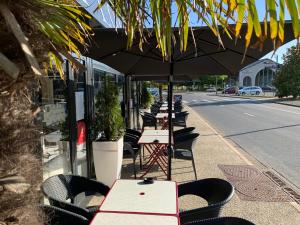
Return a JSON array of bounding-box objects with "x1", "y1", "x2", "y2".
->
[
  {"x1": 274, "y1": 44, "x2": 300, "y2": 98},
  {"x1": 94, "y1": 77, "x2": 124, "y2": 141},
  {"x1": 141, "y1": 82, "x2": 154, "y2": 108},
  {"x1": 0, "y1": 1, "x2": 90, "y2": 224}
]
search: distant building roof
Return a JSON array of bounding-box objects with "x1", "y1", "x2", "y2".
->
[{"x1": 240, "y1": 58, "x2": 279, "y2": 72}]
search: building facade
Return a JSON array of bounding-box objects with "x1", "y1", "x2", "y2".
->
[{"x1": 239, "y1": 59, "x2": 279, "y2": 87}]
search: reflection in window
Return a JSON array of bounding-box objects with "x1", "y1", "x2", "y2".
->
[
  {"x1": 243, "y1": 76, "x2": 252, "y2": 86},
  {"x1": 255, "y1": 68, "x2": 275, "y2": 87}
]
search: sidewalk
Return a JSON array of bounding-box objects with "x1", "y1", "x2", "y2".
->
[{"x1": 121, "y1": 105, "x2": 300, "y2": 225}]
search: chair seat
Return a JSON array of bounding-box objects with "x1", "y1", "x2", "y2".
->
[{"x1": 174, "y1": 149, "x2": 193, "y2": 160}]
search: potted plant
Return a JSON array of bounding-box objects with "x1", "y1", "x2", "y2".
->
[
  {"x1": 140, "y1": 82, "x2": 154, "y2": 112},
  {"x1": 92, "y1": 76, "x2": 124, "y2": 187}
]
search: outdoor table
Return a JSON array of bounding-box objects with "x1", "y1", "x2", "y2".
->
[
  {"x1": 138, "y1": 134, "x2": 170, "y2": 177},
  {"x1": 156, "y1": 113, "x2": 175, "y2": 129},
  {"x1": 91, "y1": 213, "x2": 179, "y2": 225},
  {"x1": 162, "y1": 103, "x2": 174, "y2": 107},
  {"x1": 92, "y1": 179, "x2": 179, "y2": 225},
  {"x1": 160, "y1": 106, "x2": 174, "y2": 113},
  {"x1": 142, "y1": 129, "x2": 169, "y2": 136}
]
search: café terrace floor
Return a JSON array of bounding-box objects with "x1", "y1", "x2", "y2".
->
[{"x1": 89, "y1": 105, "x2": 300, "y2": 225}]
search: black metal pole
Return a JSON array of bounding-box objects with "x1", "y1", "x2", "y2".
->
[
  {"x1": 83, "y1": 60, "x2": 94, "y2": 178},
  {"x1": 66, "y1": 60, "x2": 78, "y2": 175},
  {"x1": 124, "y1": 75, "x2": 129, "y2": 128},
  {"x1": 167, "y1": 62, "x2": 174, "y2": 180}
]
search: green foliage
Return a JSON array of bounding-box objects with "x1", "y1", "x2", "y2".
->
[
  {"x1": 273, "y1": 45, "x2": 300, "y2": 98},
  {"x1": 94, "y1": 77, "x2": 124, "y2": 141},
  {"x1": 141, "y1": 82, "x2": 153, "y2": 108}
]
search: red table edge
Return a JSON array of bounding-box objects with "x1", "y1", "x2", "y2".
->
[{"x1": 90, "y1": 211, "x2": 180, "y2": 225}]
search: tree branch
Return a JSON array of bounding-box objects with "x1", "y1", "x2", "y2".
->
[
  {"x1": 0, "y1": 3, "x2": 43, "y2": 76},
  {"x1": 0, "y1": 52, "x2": 20, "y2": 79}
]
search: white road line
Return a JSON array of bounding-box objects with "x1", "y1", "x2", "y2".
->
[
  {"x1": 202, "y1": 99, "x2": 210, "y2": 102},
  {"x1": 259, "y1": 104, "x2": 300, "y2": 115},
  {"x1": 244, "y1": 112, "x2": 255, "y2": 117}
]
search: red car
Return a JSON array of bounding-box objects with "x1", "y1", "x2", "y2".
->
[{"x1": 223, "y1": 86, "x2": 238, "y2": 94}]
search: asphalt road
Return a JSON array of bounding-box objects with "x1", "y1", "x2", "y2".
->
[{"x1": 182, "y1": 92, "x2": 300, "y2": 188}]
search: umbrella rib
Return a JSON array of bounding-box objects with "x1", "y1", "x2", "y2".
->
[
  {"x1": 198, "y1": 38, "x2": 258, "y2": 60},
  {"x1": 176, "y1": 50, "x2": 227, "y2": 62},
  {"x1": 125, "y1": 44, "x2": 161, "y2": 75},
  {"x1": 199, "y1": 47, "x2": 234, "y2": 75}
]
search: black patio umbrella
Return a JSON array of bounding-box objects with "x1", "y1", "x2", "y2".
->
[{"x1": 84, "y1": 22, "x2": 295, "y2": 180}]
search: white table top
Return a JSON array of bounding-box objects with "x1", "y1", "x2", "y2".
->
[
  {"x1": 142, "y1": 130, "x2": 169, "y2": 136},
  {"x1": 91, "y1": 213, "x2": 179, "y2": 225},
  {"x1": 156, "y1": 113, "x2": 175, "y2": 119},
  {"x1": 99, "y1": 179, "x2": 178, "y2": 215},
  {"x1": 138, "y1": 135, "x2": 169, "y2": 144},
  {"x1": 161, "y1": 103, "x2": 174, "y2": 107},
  {"x1": 160, "y1": 106, "x2": 174, "y2": 111}
]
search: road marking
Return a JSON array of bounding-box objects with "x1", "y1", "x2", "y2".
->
[
  {"x1": 260, "y1": 104, "x2": 300, "y2": 115},
  {"x1": 182, "y1": 100, "x2": 188, "y2": 103},
  {"x1": 244, "y1": 112, "x2": 255, "y2": 117}
]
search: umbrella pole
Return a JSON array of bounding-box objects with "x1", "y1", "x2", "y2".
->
[{"x1": 167, "y1": 62, "x2": 174, "y2": 180}]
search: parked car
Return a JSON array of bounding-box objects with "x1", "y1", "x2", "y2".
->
[
  {"x1": 261, "y1": 86, "x2": 275, "y2": 92},
  {"x1": 223, "y1": 86, "x2": 238, "y2": 94},
  {"x1": 238, "y1": 86, "x2": 262, "y2": 95},
  {"x1": 206, "y1": 86, "x2": 216, "y2": 92}
]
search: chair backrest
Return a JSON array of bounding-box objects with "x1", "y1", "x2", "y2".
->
[
  {"x1": 41, "y1": 205, "x2": 89, "y2": 225},
  {"x1": 42, "y1": 175, "x2": 72, "y2": 202},
  {"x1": 126, "y1": 128, "x2": 141, "y2": 137},
  {"x1": 173, "y1": 127, "x2": 196, "y2": 137},
  {"x1": 42, "y1": 174, "x2": 106, "y2": 203},
  {"x1": 174, "y1": 133, "x2": 199, "y2": 150},
  {"x1": 178, "y1": 178, "x2": 234, "y2": 205},
  {"x1": 182, "y1": 217, "x2": 256, "y2": 225}
]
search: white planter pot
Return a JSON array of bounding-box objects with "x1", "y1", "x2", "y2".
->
[{"x1": 92, "y1": 137, "x2": 123, "y2": 187}]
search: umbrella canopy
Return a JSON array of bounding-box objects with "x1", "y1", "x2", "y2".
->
[{"x1": 85, "y1": 22, "x2": 295, "y2": 80}]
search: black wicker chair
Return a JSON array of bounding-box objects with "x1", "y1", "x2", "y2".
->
[
  {"x1": 41, "y1": 205, "x2": 89, "y2": 225},
  {"x1": 123, "y1": 142, "x2": 142, "y2": 179},
  {"x1": 126, "y1": 128, "x2": 142, "y2": 138},
  {"x1": 173, "y1": 133, "x2": 199, "y2": 179},
  {"x1": 178, "y1": 178, "x2": 235, "y2": 224},
  {"x1": 141, "y1": 114, "x2": 157, "y2": 130},
  {"x1": 183, "y1": 217, "x2": 256, "y2": 225},
  {"x1": 41, "y1": 174, "x2": 110, "y2": 220},
  {"x1": 173, "y1": 127, "x2": 196, "y2": 138},
  {"x1": 173, "y1": 111, "x2": 189, "y2": 128}
]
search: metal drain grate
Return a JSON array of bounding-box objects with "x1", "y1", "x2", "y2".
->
[
  {"x1": 264, "y1": 171, "x2": 286, "y2": 187},
  {"x1": 264, "y1": 171, "x2": 300, "y2": 205},
  {"x1": 218, "y1": 165, "x2": 291, "y2": 202},
  {"x1": 284, "y1": 187, "x2": 300, "y2": 204}
]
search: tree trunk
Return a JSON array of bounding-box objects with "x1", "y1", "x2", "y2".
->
[{"x1": 0, "y1": 72, "x2": 43, "y2": 224}]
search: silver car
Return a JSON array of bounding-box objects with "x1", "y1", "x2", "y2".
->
[{"x1": 238, "y1": 86, "x2": 262, "y2": 95}]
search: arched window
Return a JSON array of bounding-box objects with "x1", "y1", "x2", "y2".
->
[
  {"x1": 255, "y1": 68, "x2": 275, "y2": 87},
  {"x1": 243, "y1": 76, "x2": 252, "y2": 86}
]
